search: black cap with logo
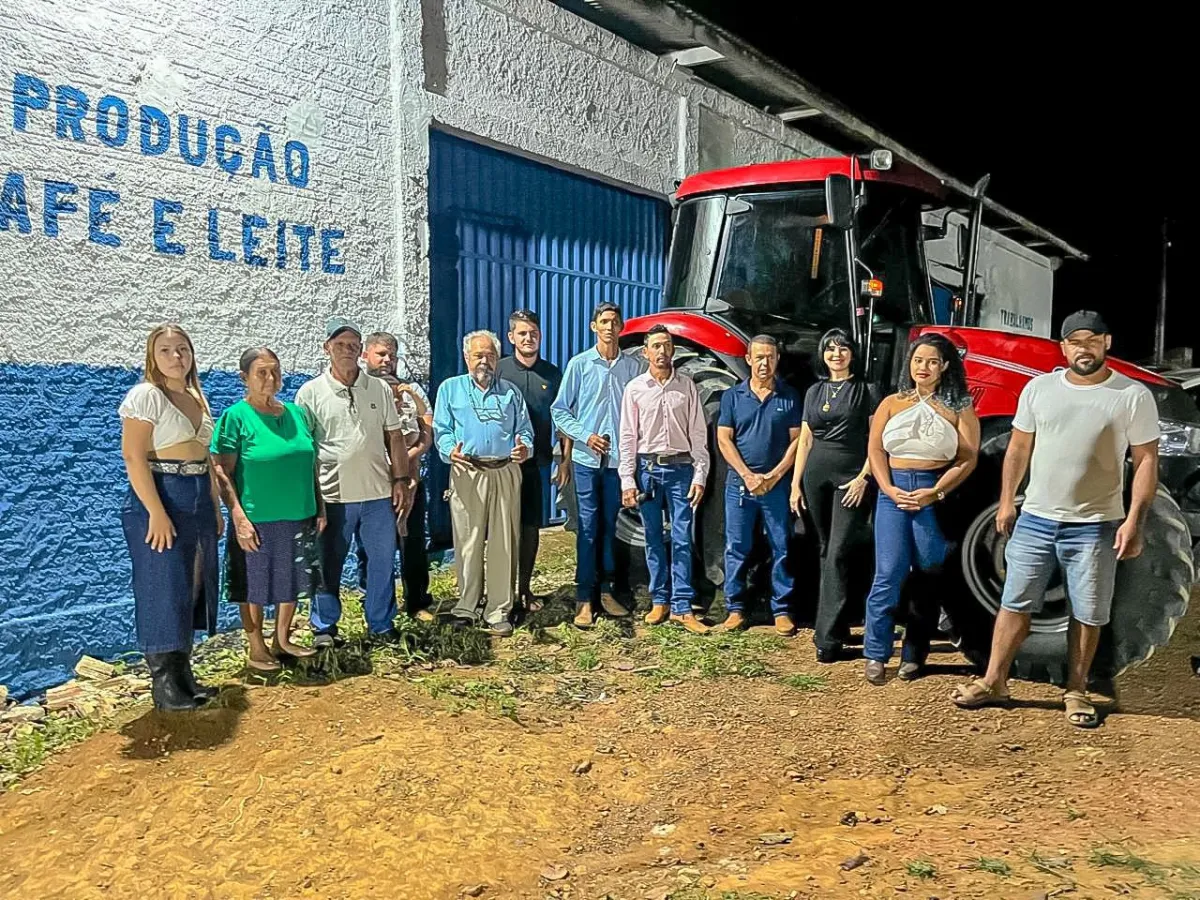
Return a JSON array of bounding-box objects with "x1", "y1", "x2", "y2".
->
[{"x1": 1060, "y1": 310, "x2": 1109, "y2": 340}]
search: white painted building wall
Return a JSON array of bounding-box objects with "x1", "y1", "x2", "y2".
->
[{"x1": 0, "y1": 0, "x2": 830, "y2": 694}]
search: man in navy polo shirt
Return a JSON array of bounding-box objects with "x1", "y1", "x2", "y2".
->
[{"x1": 716, "y1": 334, "x2": 803, "y2": 634}]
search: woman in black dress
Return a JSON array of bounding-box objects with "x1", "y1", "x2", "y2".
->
[{"x1": 790, "y1": 329, "x2": 878, "y2": 662}]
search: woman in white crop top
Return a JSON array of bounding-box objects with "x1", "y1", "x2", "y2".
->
[
  {"x1": 117, "y1": 324, "x2": 222, "y2": 712},
  {"x1": 861, "y1": 334, "x2": 980, "y2": 686}
]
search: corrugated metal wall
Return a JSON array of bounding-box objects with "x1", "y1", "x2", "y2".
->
[{"x1": 427, "y1": 130, "x2": 669, "y2": 544}]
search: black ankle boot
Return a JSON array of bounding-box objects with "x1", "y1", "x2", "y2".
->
[
  {"x1": 175, "y1": 652, "x2": 218, "y2": 703},
  {"x1": 146, "y1": 653, "x2": 199, "y2": 712}
]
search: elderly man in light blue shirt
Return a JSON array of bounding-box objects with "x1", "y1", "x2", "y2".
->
[
  {"x1": 551, "y1": 302, "x2": 641, "y2": 627},
  {"x1": 433, "y1": 330, "x2": 534, "y2": 636}
]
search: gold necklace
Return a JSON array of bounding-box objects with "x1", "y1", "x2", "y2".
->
[{"x1": 822, "y1": 379, "x2": 850, "y2": 412}]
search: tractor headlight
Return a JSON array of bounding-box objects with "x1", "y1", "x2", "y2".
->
[{"x1": 1158, "y1": 420, "x2": 1200, "y2": 456}]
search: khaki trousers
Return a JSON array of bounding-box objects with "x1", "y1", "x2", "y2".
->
[{"x1": 449, "y1": 462, "x2": 521, "y2": 625}]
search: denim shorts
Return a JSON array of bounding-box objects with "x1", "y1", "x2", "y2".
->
[{"x1": 999, "y1": 512, "x2": 1119, "y2": 626}]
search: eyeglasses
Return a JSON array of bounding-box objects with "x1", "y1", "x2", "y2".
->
[{"x1": 469, "y1": 385, "x2": 505, "y2": 423}]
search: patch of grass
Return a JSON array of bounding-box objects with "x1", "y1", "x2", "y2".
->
[
  {"x1": 1089, "y1": 848, "x2": 1166, "y2": 883},
  {"x1": 667, "y1": 890, "x2": 778, "y2": 900},
  {"x1": 574, "y1": 648, "x2": 601, "y2": 671},
  {"x1": 0, "y1": 715, "x2": 104, "y2": 787},
  {"x1": 975, "y1": 858, "x2": 1011, "y2": 876},
  {"x1": 642, "y1": 627, "x2": 785, "y2": 683},
  {"x1": 778, "y1": 673, "x2": 827, "y2": 691},
  {"x1": 427, "y1": 563, "x2": 457, "y2": 601},
  {"x1": 409, "y1": 673, "x2": 519, "y2": 720},
  {"x1": 1066, "y1": 807, "x2": 1086, "y2": 821},
  {"x1": 906, "y1": 859, "x2": 937, "y2": 879}
]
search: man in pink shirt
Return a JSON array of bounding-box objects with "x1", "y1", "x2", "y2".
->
[{"x1": 620, "y1": 325, "x2": 711, "y2": 634}]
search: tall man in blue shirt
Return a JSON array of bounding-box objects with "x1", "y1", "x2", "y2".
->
[
  {"x1": 433, "y1": 330, "x2": 534, "y2": 637},
  {"x1": 552, "y1": 302, "x2": 641, "y2": 627},
  {"x1": 716, "y1": 335, "x2": 803, "y2": 635}
]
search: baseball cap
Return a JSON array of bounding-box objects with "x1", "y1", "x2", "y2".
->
[
  {"x1": 325, "y1": 316, "x2": 362, "y2": 340},
  {"x1": 1060, "y1": 310, "x2": 1109, "y2": 340}
]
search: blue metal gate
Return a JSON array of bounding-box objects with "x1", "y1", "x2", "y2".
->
[{"x1": 427, "y1": 131, "x2": 669, "y2": 545}]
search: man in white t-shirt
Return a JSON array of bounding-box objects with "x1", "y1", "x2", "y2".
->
[
  {"x1": 295, "y1": 319, "x2": 412, "y2": 646},
  {"x1": 953, "y1": 311, "x2": 1160, "y2": 728}
]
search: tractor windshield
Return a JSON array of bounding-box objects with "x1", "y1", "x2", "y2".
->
[{"x1": 664, "y1": 191, "x2": 851, "y2": 343}]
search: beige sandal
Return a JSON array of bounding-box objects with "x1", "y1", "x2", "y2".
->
[
  {"x1": 951, "y1": 678, "x2": 1010, "y2": 708},
  {"x1": 1063, "y1": 690, "x2": 1099, "y2": 728}
]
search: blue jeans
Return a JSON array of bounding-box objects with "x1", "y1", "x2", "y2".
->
[
  {"x1": 314, "y1": 498, "x2": 398, "y2": 635},
  {"x1": 637, "y1": 459, "x2": 695, "y2": 615},
  {"x1": 574, "y1": 463, "x2": 622, "y2": 601},
  {"x1": 723, "y1": 477, "x2": 792, "y2": 617},
  {"x1": 863, "y1": 469, "x2": 949, "y2": 663},
  {"x1": 1000, "y1": 512, "x2": 1119, "y2": 626}
]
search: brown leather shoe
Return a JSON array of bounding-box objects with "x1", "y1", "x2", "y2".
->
[
  {"x1": 774, "y1": 615, "x2": 796, "y2": 636},
  {"x1": 670, "y1": 613, "x2": 711, "y2": 635},
  {"x1": 573, "y1": 602, "x2": 595, "y2": 629},
  {"x1": 644, "y1": 604, "x2": 670, "y2": 626},
  {"x1": 720, "y1": 611, "x2": 747, "y2": 632},
  {"x1": 599, "y1": 592, "x2": 631, "y2": 618}
]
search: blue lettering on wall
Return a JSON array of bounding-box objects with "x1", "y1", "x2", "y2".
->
[
  {"x1": 12, "y1": 74, "x2": 50, "y2": 131},
  {"x1": 43, "y1": 180, "x2": 78, "y2": 236},
  {"x1": 139, "y1": 106, "x2": 171, "y2": 156},
  {"x1": 241, "y1": 213, "x2": 268, "y2": 267},
  {"x1": 214, "y1": 125, "x2": 243, "y2": 175},
  {"x1": 251, "y1": 132, "x2": 277, "y2": 183},
  {"x1": 275, "y1": 219, "x2": 287, "y2": 269},
  {"x1": 292, "y1": 223, "x2": 315, "y2": 272},
  {"x1": 54, "y1": 85, "x2": 88, "y2": 142},
  {"x1": 320, "y1": 228, "x2": 345, "y2": 275},
  {"x1": 178, "y1": 115, "x2": 208, "y2": 167},
  {"x1": 88, "y1": 189, "x2": 121, "y2": 247},
  {"x1": 284, "y1": 141, "x2": 309, "y2": 188},
  {"x1": 95, "y1": 95, "x2": 130, "y2": 148},
  {"x1": 0, "y1": 172, "x2": 32, "y2": 234},
  {"x1": 6, "y1": 75, "x2": 347, "y2": 273},
  {"x1": 207, "y1": 208, "x2": 234, "y2": 261},
  {"x1": 153, "y1": 198, "x2": 185, "y2": 255}
]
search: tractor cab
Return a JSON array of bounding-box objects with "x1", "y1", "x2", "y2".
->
[{"x1": 659, "y1": 154, "x2": 942, "y2": 394}]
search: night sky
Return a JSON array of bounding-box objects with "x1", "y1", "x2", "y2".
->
[{"x1": 681, "y1": 5, "x2": 1190, "y2": 364}]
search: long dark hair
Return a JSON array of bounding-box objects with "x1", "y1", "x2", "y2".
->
[
  {"x1": 812, "y1": 327, "x2": 860, "y2": 379},
  {"x1": 901, "y1": 334, "x2": 972, "y2": 410}
]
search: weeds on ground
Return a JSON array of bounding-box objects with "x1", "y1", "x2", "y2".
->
[
  {"x1": 667, "y1": 889, "x2": 779, "y2": 900},
  {"x1": 408, "y1": 673, "x2": 519, "y2": 720},
  {"x1": 974, "y1": 858, "x2": 1011, "y2": 876},
  {"x1": 1089, "y1": 847, "x2": 1167, "y2": 883},
  {"x1": 640, "y1": 627, "x2": 785, "y2": 684},
  {"x1": 574, "y1": 648, "x2": 601, "y2": 671},
  {"x1": 0, "y1": 715, "x2": 104, "y2": 788},
  {"x1": 778, "y1": 673, "x2": 827, "y2": 691},
  {"x1": 906, "y1": 859, "x2": 937, "y2": 879}
]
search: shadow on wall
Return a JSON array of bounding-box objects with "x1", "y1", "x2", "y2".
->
[{"x1": 0, "y1": 365, "x2": 312, "y2": 698}]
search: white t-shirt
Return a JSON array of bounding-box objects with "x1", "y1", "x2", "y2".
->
[
  {"x1": 295, "y1": 370, "x2": 402, "y2": 504},
  {"x1": 1013, "y1": 369, "x2": 1159, "y2": 522}
]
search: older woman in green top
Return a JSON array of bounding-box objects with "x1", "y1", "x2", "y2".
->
[{"x1": 212, "y1": 347, "x2": 325, "y2": 671}]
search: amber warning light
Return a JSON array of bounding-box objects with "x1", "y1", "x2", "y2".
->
[{"x1": 861, "y1": 278, "x2": 884, "y2": 297}]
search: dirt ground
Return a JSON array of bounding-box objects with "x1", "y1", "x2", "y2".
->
[{"x1": 3, "y1": 530, "x2": 1200, "y2": 900}]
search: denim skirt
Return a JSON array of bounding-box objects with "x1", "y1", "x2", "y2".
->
[
  {"x1": 121, "y1": 471, "x2": 220, "y2": 654},
  {"x1": 222, "y1": 518, "x2": 321, "y2": 608}
]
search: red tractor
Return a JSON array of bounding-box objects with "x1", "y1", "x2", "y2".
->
[{"x1": 608, "y1": 153, "x2": 1195, "y2": 681}]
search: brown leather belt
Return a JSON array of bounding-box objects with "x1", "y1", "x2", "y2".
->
[{"x1": 463, "y1": 456, "x2": 511, "y2": 470}]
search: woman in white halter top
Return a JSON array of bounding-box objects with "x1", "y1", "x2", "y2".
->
[{"x1": 861, "y1": 334, "x2": 980, "y2": 686}]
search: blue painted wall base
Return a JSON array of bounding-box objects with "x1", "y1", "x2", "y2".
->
[{"x1": 0, "y1": 363, "x2": 315, "y2": 697}]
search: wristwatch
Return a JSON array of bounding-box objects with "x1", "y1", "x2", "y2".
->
[{"x1": 936, "y1": 489, "x2": 946, "y2": 502}]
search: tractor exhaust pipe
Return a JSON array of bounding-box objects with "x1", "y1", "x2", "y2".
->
[{"x1": 961, "y1": 174, "x2": 991, "y2": 326}]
